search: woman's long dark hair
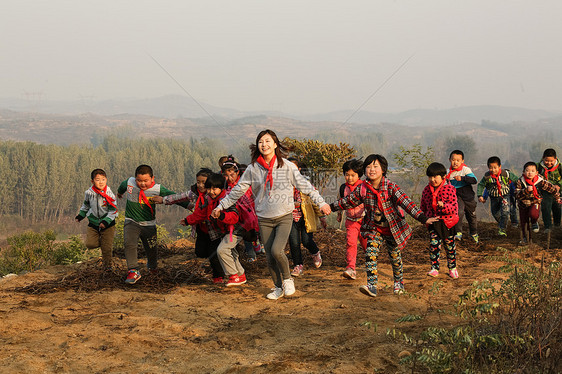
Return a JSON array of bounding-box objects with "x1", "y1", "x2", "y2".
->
[{"x1": 250, "y1": 129, "x2": 289, "y2": 168}]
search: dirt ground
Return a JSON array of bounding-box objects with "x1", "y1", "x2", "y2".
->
[{"x1": 1, "y1": 223, "x2": 561, "y2": 374}]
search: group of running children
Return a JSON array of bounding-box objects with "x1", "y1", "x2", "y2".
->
[{"x1": 76, "y1": 129, "x2": 562, "y2": 300}]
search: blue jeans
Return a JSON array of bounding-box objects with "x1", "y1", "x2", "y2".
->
[
  {"x1": 288, "y1": 217, "x2": 319, "y2": 266},
  {"x1": 490, "y1": 196, "x2": 510, "y2": 230}
]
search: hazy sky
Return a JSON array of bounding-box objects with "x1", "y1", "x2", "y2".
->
[{"x1": 1, "y1": 1, "x2": 561, "y2": 114}]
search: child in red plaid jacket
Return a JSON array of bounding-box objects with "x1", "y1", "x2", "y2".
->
[{"x1": 330, "y1": 154, "x2": 437, "y2": 298}]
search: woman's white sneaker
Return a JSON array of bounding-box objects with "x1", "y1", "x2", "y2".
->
[{"x1": 282, "y1": 278, "x2": 296, "y2": 296}]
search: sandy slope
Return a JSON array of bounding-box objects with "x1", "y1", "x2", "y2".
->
[{"x1": 0, "y1": 225, "x2": 560, "y2": 374}]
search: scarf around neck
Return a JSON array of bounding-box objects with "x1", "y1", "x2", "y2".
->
[
  {"x1": 542, "y1": 160, "x2": 559, "y2": 181},
  {"x1": 446, "y1": 163, "x2": 466, "y2": 180},
  {"x1": 92, "y1": 185, "x2": 117, "y2": 210},
  {"x1": 523, "y1": 175, "x2": 540, "y2": 200},
  {"x1": 138, "y1": 180, "x2": 156, "y2": 215},
  {"x1": 490, "y1": 169, "x2": 504, "y2": 197},
  {"x1": 429, "y1": 180, "x2": 445, "y2": 210},
  {"x1": 362, "y1": 179, "x2": 385, "y2": 212},
  {"x1": 256, "y1": 154, "x2": 276, "y2": 193}
]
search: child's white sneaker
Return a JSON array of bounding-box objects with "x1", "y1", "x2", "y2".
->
[
  {"x1": 266, "y1": 287, "x2": 284, "y2": 300},
  {"x1": 282, "y1": 278, "x2": 295, "y2": 296}
]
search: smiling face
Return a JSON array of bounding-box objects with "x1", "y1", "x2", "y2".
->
[
  {"x1": 524, "y1": 164, "x2": 538, "y2": 180},
  {"x1": 258, "y1": 134, "x2": 277, "y2": 158},
  {"x1": 207, "y1": 187, "x2": 223, "y2": 199},
  {"x1": 135, "y1": 173, "x2": 154, "y2": 191},
  {"x1": 196, "y1": 175, "x2": 207, "y2": 193},
  {"x1": 365, "y1": 160, "x2": 383, "y2": 184},
  {"x1": 344, "y1": 169, "x2": 360, "y2": 185},
  {"x1": 92, "y1": 174, "x2": 107, "y2": 190},
  {"x1": 488, "y1": 162, "x2": 501, "y2": 176},
  {"x1": 543, "y1": 156, "x2": 557, "y2": 169},
  {"x1": 428, "y1": 175, "x2": 444, "y2": 187},
  {"x1": 223, "y1": 168, "x2": 239, "y2": 184},
  {"x1": 450, "y1": 153, "x2": 464, "y2": 169}
]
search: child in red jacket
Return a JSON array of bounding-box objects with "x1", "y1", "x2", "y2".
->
[
  {"x1": 420, "y1": 162, "x2": 460, "y2": 279},
  {"x1": 183, "y1": 173, "x2": 248, "y2": 287}
]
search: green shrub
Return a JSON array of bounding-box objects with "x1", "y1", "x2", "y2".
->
[
  {"x1": 0, "y1": 231, "x2": 92, "y2": 276},
  {"x1": 391, "y1": 261, "x2": 562, "y2": 373},
  {"x1": 51, "y1": 235, "x2": 88, "y2": 265},
  {"x1": 0, "y1": 230, "x2": 57, "y2": 275}
]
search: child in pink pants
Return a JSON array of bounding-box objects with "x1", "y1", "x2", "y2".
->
[{"x1": 337, "y1": 159, "x2": 368, "y2": 280}]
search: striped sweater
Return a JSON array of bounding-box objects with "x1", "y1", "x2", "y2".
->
[{"x1": 117, "y1": 177, "x2": 187, "y2": 226}]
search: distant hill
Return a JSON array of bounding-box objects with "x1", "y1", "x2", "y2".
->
[
  {"x1": 0, "y1": 95, "x2": 559, "y2": 126},
  {"x1": 300, "y1": 105, "x2": 561, "y2": 126}
]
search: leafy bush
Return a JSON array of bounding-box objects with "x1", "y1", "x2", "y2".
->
[
  {"x1": 0, "y1": 231, "x2": 91, "y2": 276},
  {"x1": 51, "y1": 235, "x2": 88, "y2": 265},
  {"x1": 391, "y1": 261, "x2": 562, "y2": 373}
]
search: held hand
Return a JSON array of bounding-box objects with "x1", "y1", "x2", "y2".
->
[
  {"x1": 211, "y1": 207, "x2": 222, "y2": 219},
  {"x1": 320, "y1": 216, "x2": 328, "y2": 230},
  {"x1": 75, "y1": 218, "x2": 80, "y2": 223},
  {"x1": 320, "y1": 204, "x2": 331, "y2": 216},
  {"x1": 151, "y1": 196, "x2": 163, "y2": 204},
  {"x1": 179, "y1": 219, "x2": 187, "y2": 226},
  {"x1": 478, "y1": 197, "x2": 486, "y2": 203},
  {"x1": 454, "y1": 176, "x2": 462, "y2": 181},
  {"x1": 555, "y1": 185, "x2": 561, "y2": 192},
  {"x1": 437, "y1": 201, "x2": 444, "y2": 208},
  {"x1": 527, "y1": 186, "x2": 533, "y2": 192},
  {"x1": 426, "y1": 217, "x2": 439, "y2": 225},
  {"x1": 99, "y1": 222, "x2": 106, "y2": 230}
]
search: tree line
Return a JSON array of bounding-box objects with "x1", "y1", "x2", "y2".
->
[{"x1": 0, "y1": 136, "x2": 227, "y2": 223}]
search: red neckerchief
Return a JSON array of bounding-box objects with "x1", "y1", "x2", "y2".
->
[
  {"x1": 138, "y1": 181, "x2": 156, "y2": 215},
  {"x1": 524, "y1": 175, "x2": 540, "y2": 200},
  {"x1": 490, "y1": 169, "x2": 503, "y2": 197},
  {"x1": 256, "y1": 155, "x2": 276, "y2": 193},
  {"x1": 429, "y1": 180, "x2": 445, "y2": 210},
  {"x1": 362, "y1": 179, "x2": 385, "y2": 212},
  {"x1": 92, "y1": 185, "x2": 117, "y2": 210},
  {"x1": 346, "y1": 178, "x2": 363, "y2": 192},
  {"x1": 446, "y1": 163, "x2": 466, "y2": 180},
  {"x1": 543, "y1": 161, "x2": 558, "y2": 181}
]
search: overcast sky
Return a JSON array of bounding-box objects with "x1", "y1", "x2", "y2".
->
[{"x1": 1, "y1": 1, "x2": 561, "y2": 114}]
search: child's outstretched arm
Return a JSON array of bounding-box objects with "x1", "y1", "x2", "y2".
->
[
  {"x1": 476, "y1": 176, "x2": 487, "y2": 203},
  {"x1": 329, "y1": 184, "x2": 364, "y2": 212},
  {"x1": 159, "y1": 186, "x2": 190, "y2": 209}
]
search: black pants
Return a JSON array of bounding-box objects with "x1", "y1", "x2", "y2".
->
[{"x1": 195, "y1": 227, "x2": 224, "y2": 278}]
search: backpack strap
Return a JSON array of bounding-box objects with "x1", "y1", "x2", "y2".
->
[{"x1": 339, "y1": 184, "x2": 346, "y2": 199}]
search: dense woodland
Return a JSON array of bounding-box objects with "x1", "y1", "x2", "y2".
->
[{"x1": 0, "y1": 136, "x2": 227, "y2": 224}]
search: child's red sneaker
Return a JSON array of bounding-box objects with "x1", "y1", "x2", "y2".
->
[
  {"x1": 212, "y1": 277, "x2": 224, "y2": 284},
  {"x1": 226, "y1": 273, "x2": 247, "y2": 287}
]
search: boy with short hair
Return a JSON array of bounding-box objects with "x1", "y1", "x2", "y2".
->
[
  {"x1": 515, "y1": 161, "x2": 560, "y2": 242},
  {"x1": 75, "y1": 169, "x2": 118, "y2": 269},
  {"x1": 446, "y1": 150, "x2": 478, "y2": 243},
  {"x1": 117, "y1": 164, "x2": 187, "y2": 284},
  {"x1": 537, "y1": 148, "x2": 562, "y2": 233},
  {"x1": 477, "y1": 156, "x2": 518, "y2": 236}
]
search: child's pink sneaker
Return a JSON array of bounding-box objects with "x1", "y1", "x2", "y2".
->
[
  {"x1": 427, "y1": 268, "x2": 439, "y2": 277},
  {"x1": 291, "y1": 264, "x2": 304, "y2": 277},
  {"x1": 448, "y1": 268, "x2": 459, "y2": 279}
]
